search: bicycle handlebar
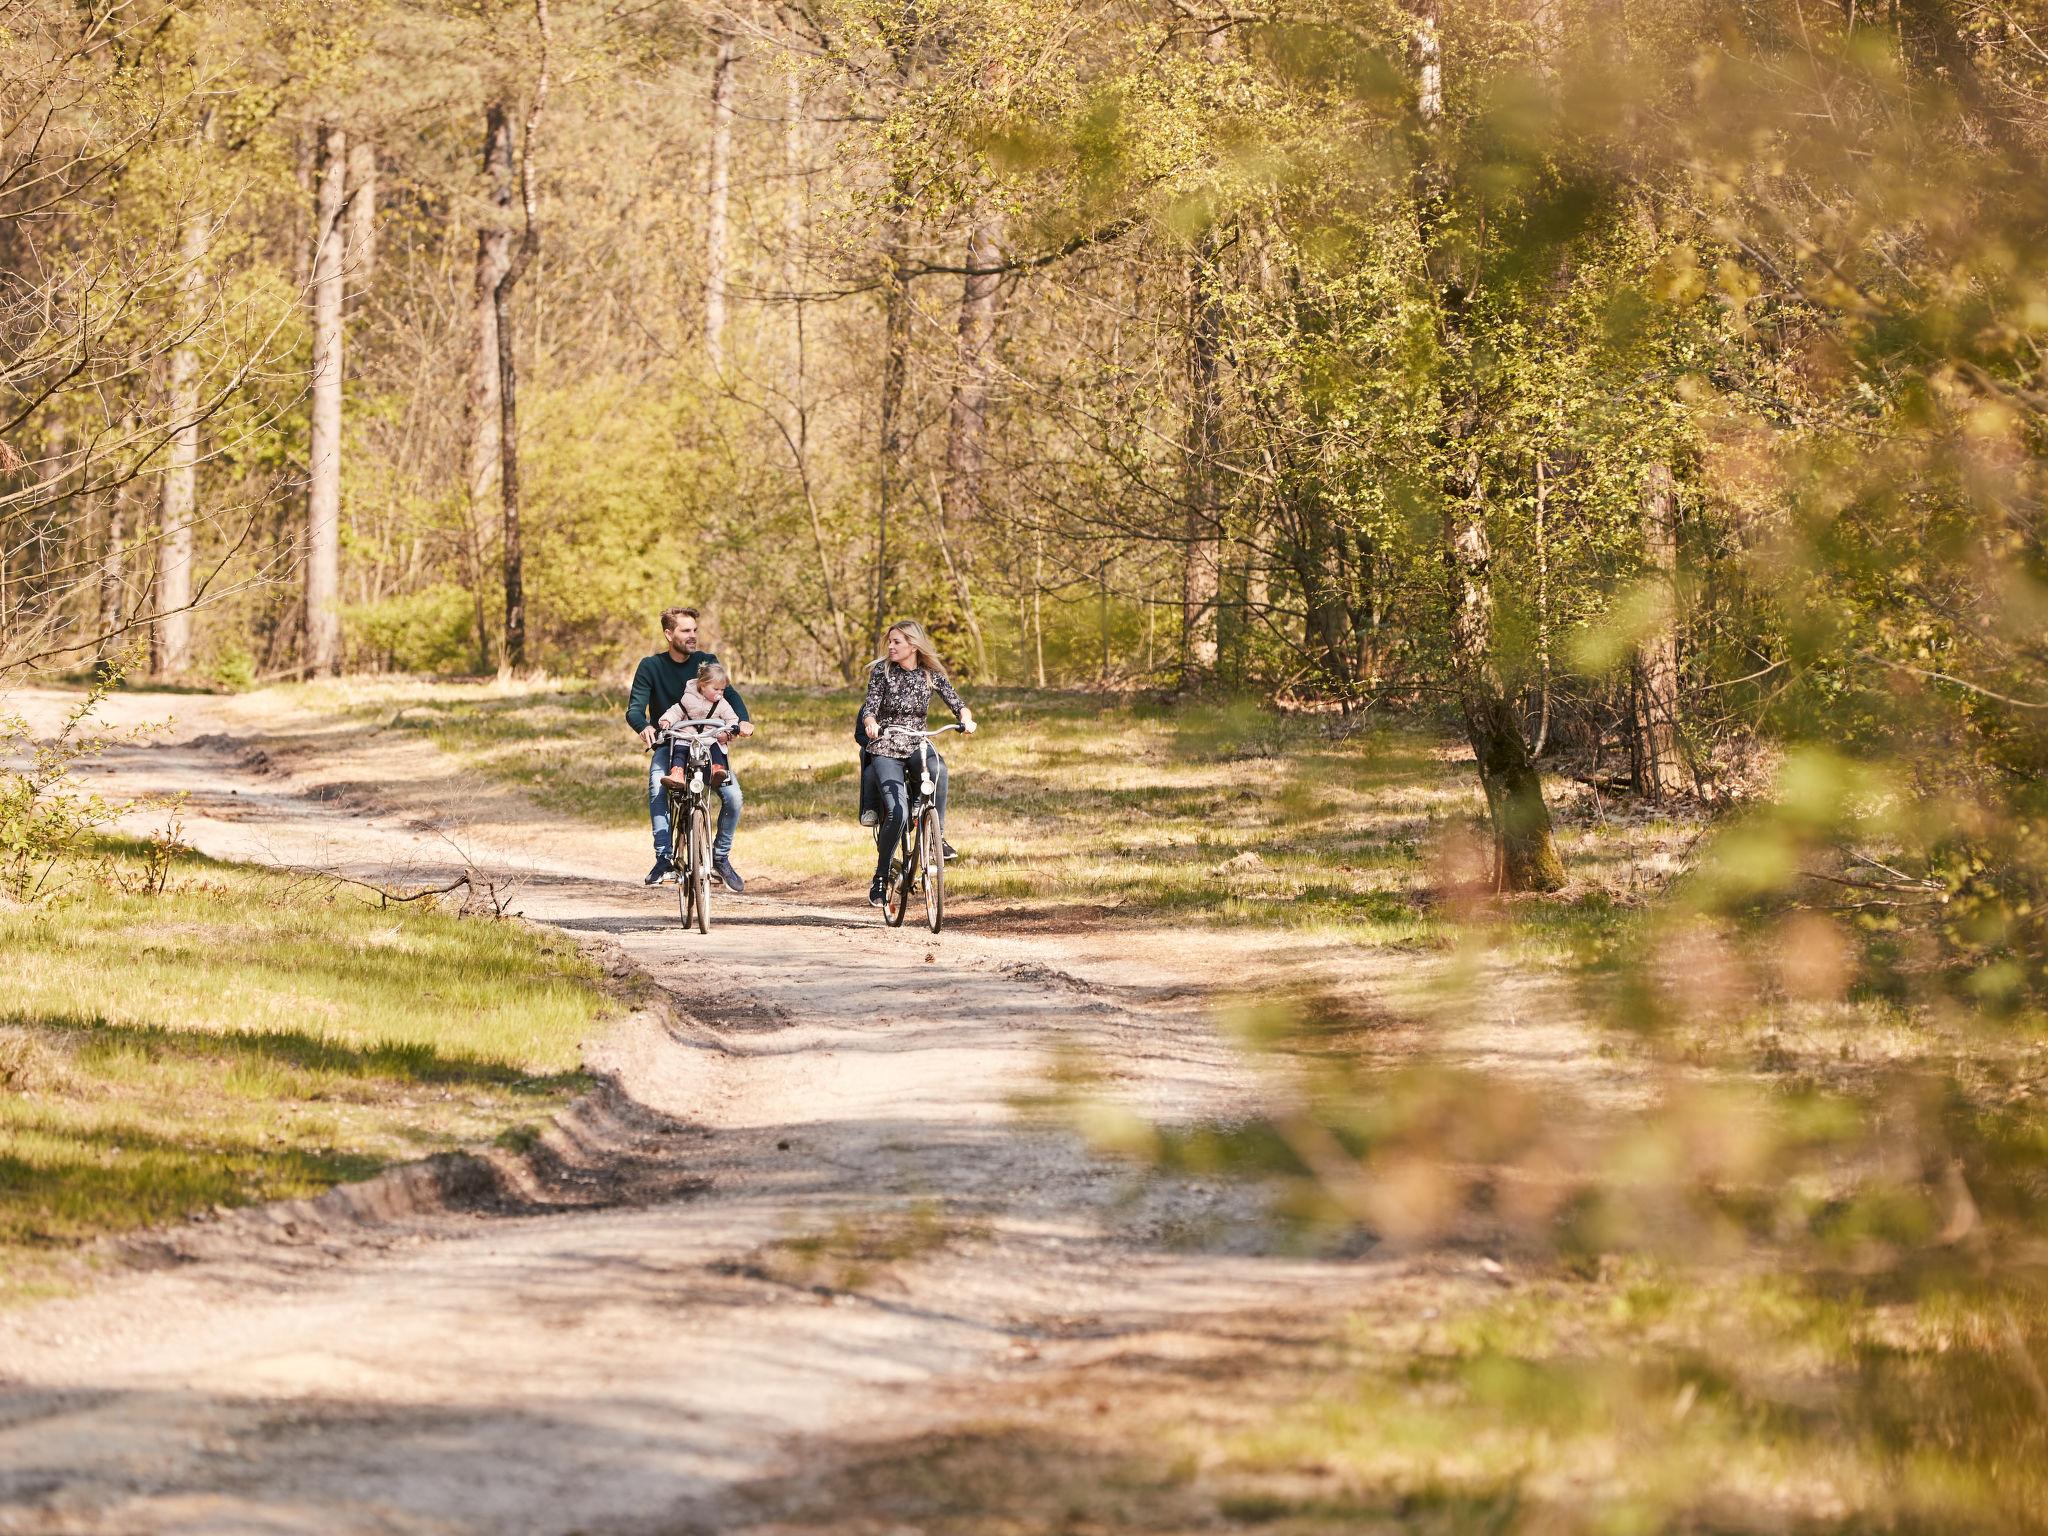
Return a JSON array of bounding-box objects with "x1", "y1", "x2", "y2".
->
[{"x1": 647, "y1": 721, "x2": 741, "y2": 751}]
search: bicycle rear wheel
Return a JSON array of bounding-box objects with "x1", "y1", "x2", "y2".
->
[
  {"x1": 688, "y1": 804, "x2": 711, "y2": 935},
  {"x1": 919, "y1": 805, "x2": 943, "y2": 933}
]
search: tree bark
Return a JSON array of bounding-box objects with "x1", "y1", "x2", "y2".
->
[
  {"x1": 1415, "y1": 0, "x2": 1563, "y2": 891},
  {"x1": 1179, "y1": 23, "x2": 1231, "y2": 689},
  {"x1": 466, "y1": 102, "x2": 514, "y2": 669},
  {"x1": 1629, "y1": 460, "x2": 1686, "y2": 800},
  {"x1": 157, "y1": 179, "x2": 209, "y2": 677},
  {"x1": 497, "y1": 0, "x2": 554, "y2": 674},
  {"x1": 304, "y1": 121, "x2": 347, "y2": 677},
  {"x1": 874, "y1": 192, "x2": 911, "y2": 650},
  {"x1": 704, "y1": 27, "x2": 737, "y2": 373},
  {"x1": 346, "y1": 139, "x2": 377, "y2": 308},
  {"x1": 940, "y1": 213, "x2": 1000, "y2": 675}
]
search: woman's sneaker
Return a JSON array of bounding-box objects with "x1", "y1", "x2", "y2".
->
[{"x1": 868, "y1": 876, "x2": 887, "y2": 907}]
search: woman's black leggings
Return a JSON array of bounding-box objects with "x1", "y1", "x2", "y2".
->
[{"x1": 866, "y1": 750, "x2": 948, "y2": 881}]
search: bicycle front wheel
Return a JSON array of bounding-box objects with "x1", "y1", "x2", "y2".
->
[
  {"x1": 669, "y1": 790, "x2": 693, "y2": 927},
  {"x1": 919, "y1": 805, "x2": 943, "y2": 933},
  {"x1": 885, "y1": 821, "x2": 913, "y2": 928},
  {"x1": 688, "y1": 805, "x2": 711, "y2": 935}
]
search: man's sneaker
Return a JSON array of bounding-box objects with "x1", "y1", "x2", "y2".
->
[
  {"x1": 859, "y1": 808, "x2": 879, "y2": 828},
  {"x1": 943, "y1": 841, "x2": 959, "y2": 862},
  {"x1": 868, "y1": 876, "x2": 887, "y2": 907},
  {"x1": 715, "y1": 857, "x2": 744, "y2": 894},
  {"x1": 644, "y1": 857, "x2": 675, "y2": 886}
]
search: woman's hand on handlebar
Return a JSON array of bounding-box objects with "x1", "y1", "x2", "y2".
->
[{"x1": 960, "y1": 709, "x2": 976, "y2": 734}]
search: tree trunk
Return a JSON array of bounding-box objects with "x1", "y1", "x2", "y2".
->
[
  {"x1": 1179, "y1": 25, "x2": 1231, "y2": 689},
  {"x1": 703, "y1": 28, "x2": 737, "y2": 373},
  {"x1": 98, "y1": 484, "x2": 126, "y2": 666},
  {"x1": 304, "y1": 121, "x2": 347, "y2": 677},
  {"x1": 496, "y1": 0, "x2": 553, "y2": 674},
  {"x1": 157, "y1": 184, "x2": 209, "y2": 677},
  {"x1": 1629, "y1": 460, "x2": 1686, "y2": 799},
  {"x1": 1180, "y1": 246, "x2": 1224, "y2": 687},
  {"x1": 940, "y1": 214, "x2": 1000, "y2": 675},
  {"x1": 346, "y1": 139, "x2": 377, "y2": 307},
  {"x1": 465, "y1": 104, "x2": 514, "y2": 669},
  {"x1": 874, "y1": 194, "x2": 911, "y2": 649},
  {"x1": 1415, "y1": 0, "x2": 1563, "y2": 891},
  {"x1": 1532, "y1": 447, "x2": 1551, "y2": 757}
]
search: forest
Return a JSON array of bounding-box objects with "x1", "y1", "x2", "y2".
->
[{"x1": 3, "y1": 3, "x2": 2048, "y2": 1529}]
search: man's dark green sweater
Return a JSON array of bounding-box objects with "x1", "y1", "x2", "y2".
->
[{"x1": 625, "y1": 650, "x2": 750, "y2": 733}]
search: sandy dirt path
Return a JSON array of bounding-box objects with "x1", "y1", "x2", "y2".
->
[{"x1": 0, "y1": 690, "x2": 1407, "y2": 1536}]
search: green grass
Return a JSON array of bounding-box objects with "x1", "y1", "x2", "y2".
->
[
  {"x1": 253, "y1": 679, "x2": 1679, "y2": 951},
  {"x1": 733, "y1": 1267, "x2": 2048, "y2": 1535},
  {"x1": 0, "y1": 843, "x2": 604, "y2": 1300}
]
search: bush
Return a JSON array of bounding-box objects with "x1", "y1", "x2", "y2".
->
[{"x1": 345, "y1": 584, "x2": 478, "y2": 674}]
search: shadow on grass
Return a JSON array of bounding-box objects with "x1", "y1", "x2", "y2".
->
[{"x1": 9, "y1": 1013, "x2": 584, "y2": 1095}]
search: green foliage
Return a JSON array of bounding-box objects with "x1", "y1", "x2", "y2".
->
[{"x1": 345, "y1": 584, "x2": 479, "y2": 674}]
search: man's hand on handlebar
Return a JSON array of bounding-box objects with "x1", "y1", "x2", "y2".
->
[
  {"x1": 736, "y1": 720, "x2": 756, "y2": 737},
  {"x1": 639, "y1": 725, "x2": 657, "y2": 749}
]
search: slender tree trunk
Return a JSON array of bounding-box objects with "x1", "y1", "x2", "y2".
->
[
  {"x1": 496, "y1": 0, "x2": 554, "y2": 674},
  {"x1": 304, "y1": 121, "x2": 347, "y2": 677},
  {"x1": 1179, "y1": 26, "x2": 1231, "y2": 689},
  {"x1": 98, "y1": 483, "x2": 125, "y2": 665},
  {"x1": 157, "y1": 179, "x2": 210, "y2": 677},
  {"x1": 874, "y1": 192, "x2": 911, "y2": 649},
  {"x1": 1532, "y1": 448, "x2": 1551, "y2": 757},
  {"x1": 466, "y1": 104, "x2": 514, "y2": 670},
  {"x1": 703, "y1": 27, "x2": 737, "y2": 373},
  {"x1": 1630, "y1": 461, "x2": 1686, "y2": 799},
  {"x1": 1180, "y1": 227, "x2": 1224, "y2": 688},
  {"x1": 939, "y1": 214, "x2": 1000, "y2": 675},
  {"x1": 1415, "y1": 0, "x2": 1563, "y2": 891}
]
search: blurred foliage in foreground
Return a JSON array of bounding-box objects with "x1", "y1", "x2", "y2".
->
[{"x1": 1031, "y1": 4, "x2": 2048, "y2": 1528}]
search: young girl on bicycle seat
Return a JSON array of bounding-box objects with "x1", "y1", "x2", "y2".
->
[
  {"x1": 860, "y1": 620, "x2": 975, "y2": 906},
  {"x1": 658, "y1": 662, "x2": 740, "y2": 787}
]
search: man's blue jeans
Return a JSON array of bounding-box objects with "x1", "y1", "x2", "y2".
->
[{"x1": 648, "y1": 742, "x2": 742, "y2": 863}]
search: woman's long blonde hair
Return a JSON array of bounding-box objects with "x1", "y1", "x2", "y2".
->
[{"x1": 883, "y1": 619, "x2": 948, "y2": 680}]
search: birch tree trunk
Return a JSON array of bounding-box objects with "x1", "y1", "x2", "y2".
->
[
  {"x1": 1630, "y1": 461, "x2": 1686, "y2": 799},
  {"x1": 1415, "y1": 0, "x2": 1563, "y2": 890},
  {"x1": 304, "y1": 121, "x2": 347, "y2": 677},
  {"x1": 465, "y1": 103, "x2": 514, "y2": 669},
  {"x1": 703, "y1": 27, "x2": 737, "y2": 374},
  {"x1": 157, "y1": 189, "x2": 209, "y2": 676}
]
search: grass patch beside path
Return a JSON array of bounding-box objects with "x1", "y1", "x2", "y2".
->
[
  {"x1": 733, "y1": 1266, "x2": 2045, "y2": 1536},
  {"x1": 0, "y1": 843, "x2": 604, "y2": 1301},
  {"x1": 267, "y1": 678, "x2": 1694, "y2": 953}
]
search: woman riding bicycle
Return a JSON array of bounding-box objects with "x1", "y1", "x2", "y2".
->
[{"x1": 861, "y1": 619, "x2": 975, "y2": 907}]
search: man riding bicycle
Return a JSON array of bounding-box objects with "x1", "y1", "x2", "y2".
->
[{"x1": 626, "y1": 606, "x2": 752, "y2": 891}]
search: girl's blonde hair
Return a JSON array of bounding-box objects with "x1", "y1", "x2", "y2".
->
[
  {"x1": 884, "y1": 619, "x2": 948, "y2": 679},
  {"x1": 696, "y1": 661, "x2": 729, "y2": 689}
]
